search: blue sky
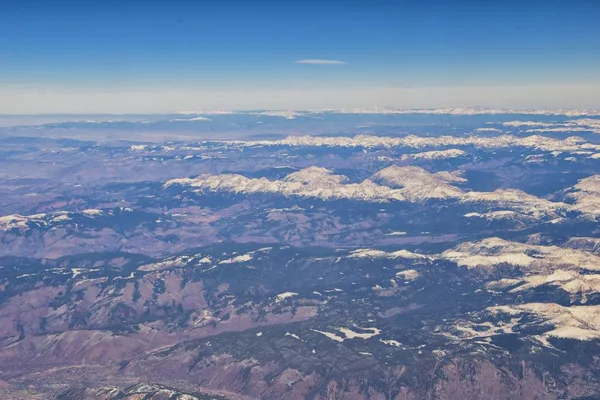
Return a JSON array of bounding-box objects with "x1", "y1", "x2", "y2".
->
[{"x1": 1, "y1": 0, "x2": 599, "y2": 112}]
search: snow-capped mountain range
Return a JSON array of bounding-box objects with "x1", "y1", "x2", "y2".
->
[{"x1": 165, "y1": 165, "x2": 600, "y2": 219}]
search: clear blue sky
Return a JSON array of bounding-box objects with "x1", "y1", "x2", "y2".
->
[{"x1": 1, "y1": 0, "x2": 599, "y2": 112}]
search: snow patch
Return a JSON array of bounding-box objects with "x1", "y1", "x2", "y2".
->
[
  {"x1": 400, "y1": 149, "x2": 467, "y2": 161},
  {"x1": 275, "y1": 292, "x2": 298, "y2": 303},
  {"x1": 380, "y1": 339, "x2": 402, "y2": 347},
  {"x1": 285, "y1": 332, "x2": 304, "y2": 341},
  {"x1": 488, "y1": 303, "x2": 600, "y2": 341},
  {"x1": 442, "y1": 237, "x2": 600, "y2": 272},
  {"x1": 312, "y1": 326, "x2": 381, "y2": 342},
  {"x1": 219, "y1": 253, "x2": 254, "y2": 264},
  {"x1": 395, "y1": 269, "x2": 420, "y2": 281}
]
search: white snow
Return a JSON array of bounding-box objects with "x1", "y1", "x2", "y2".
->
[
  {"x1": 311, "y1": 326, "x2": 381, "y2": 342},
  {"x1": 385, "y1": 231, "x2": 407, "y2": 236},
  {"x1": 218, "y1": 253, "x2": 254, "y2": 264},
  {"x1": 138, "y1": 256, "x2": 193, "y2": 271},
  {"x1": 285, "y1": 332, "x2": 303, "y2": 341},
  {"x1": 52, "y1": 214, "x2": 71, "y2": 222},
  {"x1": 242, "y1": 133, "x2": 600, "y2": 154},
  {"x1": 170, "y1": 116, "x2": 212, "y2": 122},
  {"x1": 82, "y1": 209, "x2": 104, "y2": 216},
  {"x1": 337, "y1": 326, "x2": 381, "y2": 339},
  {"x1": 306, "y1": 107, "x2": 600, "y2": 116},
  {"x1": 488, "y1": 270, "x2": 600, "y2": 303},
  {"x1": 501, "y1": 119, "x2": 600, "y2": 134},
  {"x1": 0, "y1": 214, "x2": 31, "y2": 230},
  {"x1": 165, "y1": 167, "x2": 408, "y2": 203},
  {"x1": 275, "y1": 292, "x2": 298, "y2": 303},
  {"x1": 400, "y1": 149, "x2": 467, "y2": 161},
  {"x1": 441, "y1": 237, "x2": 600, "y2": 271},
  {"x1": 371, "y1": 166, "x2": 465, "y2": 201},
  {"x1": 395, "y1": 270, "x2": 420, "y2": 281},
  {"x1": 488, "y1": 303, "x2": 600, "y2": 341},
  {"x1": 348, "y1": 248, "x2": 430, "y2": 260},
  {"x1": 474, "y1": 127, "x2": 503, "y2": 132},
  {"x1": 311, "y1": 329, "x2": 345, "y2": 342},
  {"x1": 379, "y1": 339, "x2": 402, "y2": 347},
  {"x1": 250, "y1": 111, "x2": 301, "y2": 119},
  {"x1": 162, "y1": 163, "x2": 597, "y2": 220},
  {"x1": 129, "y1": 144, "x2": 148, "y2": 151},
  {"x1": 566, "y1": 175, "x2": 600, "y2": 217},
  {"x1": 71, "y1": 268, "x2": 86, "y2": 277},
  {"x1": 463, "y1": 210, "x2": 519, "y2": 220}
]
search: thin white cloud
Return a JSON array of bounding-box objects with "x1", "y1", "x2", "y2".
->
[{"x1": 296, "y1": 59, "x2": 347, "y2": 65}]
